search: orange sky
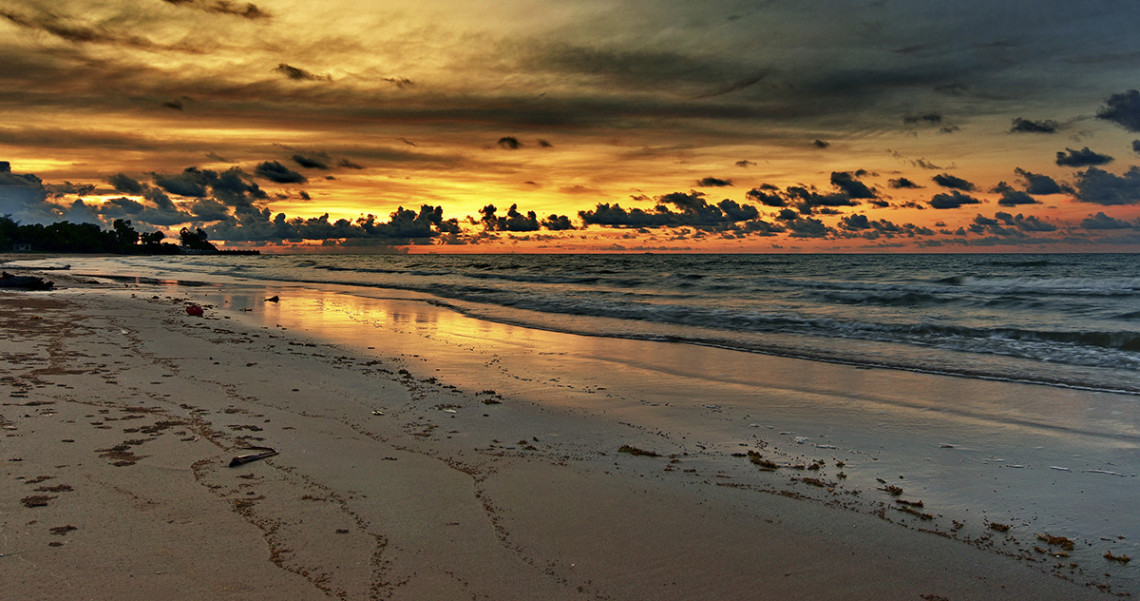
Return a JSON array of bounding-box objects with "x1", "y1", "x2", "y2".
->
[{"x1": 1, "y1": 0, "x2": 1139, "y2": 252}]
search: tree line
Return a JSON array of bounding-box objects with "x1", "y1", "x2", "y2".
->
[{"x1": 0, "y1": 216, "x2": 229, "y2": 254}]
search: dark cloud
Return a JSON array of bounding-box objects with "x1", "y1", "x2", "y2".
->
[
  {"x1": 830, "y1": 171, "x2": 876, "y2": 199},
  {"x1": 1071, "y1": 166, "x2": 1140, "y2": 205},
  {"x1": 813, "y1": 139, "x2": 830, "y2": 149},
  {"x1": 1055, "y1": 146, "x2": 1113, "y2": 167},
  {"x1": 696, "y1": 177, "x2": 733, "y2": 187},
  {"x1": 970, "y1": 212, "x2": 1057, "y2": 236},
  {"x1": 107, "y1": 173, "x2": 145, "y2": 195},
  {"x1": 579, "y1": 192, "x2": 767, "y2": 231},
  {"x1": 735, "y1": 160, "x2": 756, "y2": 168},
  {"x1": 717, "y1": 199, "x2": 759, "y2": 221},
  {"x1": 206, "y1": 152, "x2": 236, "y2": 163},
  {"x1": 275, "y1": 63, "x2": 331, "y2": 82},
  {"x1": 784, "y1": 216, "x2": 832, "y2": 238},
  {"x1": 888, "y1": 177, "x2": 921, "y2": 189},
  {"x1": 538, "y1": 139, "x2": 553, "y2": 148},
  {"x1": 904, "y1": 113, "x2": 942, "y2": 125},
  {"x1": 889, "y1": 150, "x2": 947, "y2": 170},
  {"x1": 837, "y1": 214, "x2": 934, "y2": 239},
  {"x1": 743, "y1": 178, "x2": 864, "y2": 215},
  {"x1": 518, "y1": 41, "x2": 765, "y2": 97},
  {"x1": 1009, "y1": 118, "x2": 1058, "y2": 134},
  {"x1": 540, "y1": 214, "x2": 575, "y2": 230},
  {"x1": 696, "y1": 72, "x2": 769, "y2": 99},
  {"x1": 0, "y1": 7, "x2": 180, "y2": 52},
  {"x1": 48, "y1": 182, "x2": 96, "y2": 197},
  {"x1": 154, "y1": 168, "x2": 211, "y2": 197},
  {"x1": 659, "y1": 191, "x2": 707, "y2": 211},
  {"x1": 381, "y1": 77, "x2": 414, "y2": 88},
  {"x1": 479, "y1": 204, "x2": 541, "y2": 232},
  {"x1": 1013, "y1": 168, "x2": 1061, "y2": 195},
  {"x1": 292, "y1": 152, "x2": 331, "y2": 170},
  {"x1": 929, "y1": 190, "x2": 982, "y2": 209},
  {"x1": 838, "y1": 214, "x2": 870, "y2": 230},
  {"x1": 337, "y1": 158, "x2": 364, "y2": 170},
  {"x1": 991, "y1": 181, "x2": 1039, "y2": 207},
  {"x1": 497, "y1": 136, "x2": 522, "y2": 150},
  {"x1": 782, "y1": 186, "x2": 857, "y2": 215},
  {"x1": 255, "y1": 161, "x2": 306, "y2": 184},
  {"x1": 932, "y1": 173, "x2": 976, "y2": 191},
  {"x1": 1081, "y1": 211, "x2": 1136, "y2": 230},
  {"x1": 1135, "y1": 140, "x2": 1140, "y2": 155},
  {"x1": 162, "y1": 0, "x2": 270, "y2": 20},
  {"x1": 209, "y1": 167, "x2": 268, "y2": 208},
  {"x1": 1096, "y1": 90, "x2": 1140, "y2": 132},
  {"x1": 162, "y1": 99, "x2": 184, "y2": 110},
  {"x1": 745, "y1": 187, "x2": 786, "y2": 207},
  {"x1": 215, "y1": 205, "x2": 458, "y2": 244},
  {"x1": 0, "y1": 163, "x2": 58, "y2": 225}
]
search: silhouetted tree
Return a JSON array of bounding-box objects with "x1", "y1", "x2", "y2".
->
[{"x1": 179, "y1": 227, "x2": 217, "y2": 251}]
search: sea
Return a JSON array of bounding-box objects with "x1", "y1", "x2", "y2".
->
[{"x1": 34, "y1": 252, "x2": 1140, "y2": 395}]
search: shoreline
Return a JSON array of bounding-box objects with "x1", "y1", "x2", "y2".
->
[{"x1": 1, "y1": 268, "x2": 1134, "y2": 599}]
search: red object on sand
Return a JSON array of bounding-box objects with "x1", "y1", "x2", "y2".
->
[{"x1": 186, "y1": 304, "x2": 204, "y2": 316}]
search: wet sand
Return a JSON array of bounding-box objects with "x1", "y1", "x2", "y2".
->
[{"x1": 0, "y1": 269, "x2": 1131, "y2": 599}]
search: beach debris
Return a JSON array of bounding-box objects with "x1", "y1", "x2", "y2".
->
[
  {"x1": 0, "y1": 271, "x2": 53, "y2": 290},
  {"x1": 186, "y1": 304, "x2": 204, "y2": 316},
  {"x1": 880, "y1": 485, "x2": 903, "y2": 496},
  {"x1": 371, "y1": 410, "x2": 384, "y2": 416},
  {"x1": 1084, "y1": 469, "x2": 1125, "y2": 477},
  {"x1": 813, "y1": 443, "x2": 837, "y2": 450},
  {"x1": 21, "y1": 495, "x2": 55, "y2": 508},
  {"x1": 702, "y1": 404, "x2": 721, "y2": 410},
  {"x1": 939, "y1": 443, "x2": 956, "y2": 449},
  {"x1": 793, "y1": 436, "x2": 808, "y2": 444},
  {"x1": 228, "y1": 446, "x2": 278, "y2": 467},
  {"x1": 1104, "y1": 551, "x2": 1131, "y2": 564},
  {"x1": 747, "y1": 451, "x2": 779, "y2": 470},
  {"x1": 266, "y1": 295, "x2": 280, "y2": 302},
  {"x1": 618, "y1": 444, "x2": 659, "y2": 457},
  {"x1": 988, "y1": 521, "x2": 1011, "y2": 533},
  {"x1": 1048, "y1": 466, "x2": 1071, "y2": 472},
  {"x1": 1037, "y1": 533, "x2": 1076, "y2": 551},
  {"x1": 897, "y1": 504, "x2": 934, "y2": 521}
]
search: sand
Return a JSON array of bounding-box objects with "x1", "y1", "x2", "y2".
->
[{"x1": 0, "y1": 267, "x2": 1128, "y2": 600}]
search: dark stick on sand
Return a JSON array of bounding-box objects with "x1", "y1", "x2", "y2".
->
[{"x1": 228, "y1": 446, "x2": 279, "y2": 467}]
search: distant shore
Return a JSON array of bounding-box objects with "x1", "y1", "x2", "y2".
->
[{"x1": 0, "y1": 266, "x2": 1128, "y2": 600}]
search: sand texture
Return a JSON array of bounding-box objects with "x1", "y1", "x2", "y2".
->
[{"x1": 0, "y1": 273, "x2": 1126, "y2": 600}]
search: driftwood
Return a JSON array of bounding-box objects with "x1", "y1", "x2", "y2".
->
[
  {"x1": 0, "y1": 272, "x2": 54, "y2": 290},
  {"x1": 228, "y1": 446, "x2": 278, "y2": 467}
]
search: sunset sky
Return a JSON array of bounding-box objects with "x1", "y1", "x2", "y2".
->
[{"x1": 2, "y1": 0, "x2": 1140, "y2": 252}]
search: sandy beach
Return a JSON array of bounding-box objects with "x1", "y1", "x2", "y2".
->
[{"x1": 1, "y1": 266, "x2": 1132, "y2": 600}]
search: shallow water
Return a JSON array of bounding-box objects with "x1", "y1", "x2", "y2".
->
[{"x1": 24, "y1": 253, "x2": 1140, "y2": 394}]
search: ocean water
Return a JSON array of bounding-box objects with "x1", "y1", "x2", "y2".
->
[{"x1": 31, "y1": 252, "x2": 1140, "y2": 394}]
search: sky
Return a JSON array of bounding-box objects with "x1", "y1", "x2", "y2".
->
[{"x1": 2, "y1": 0, "x2": 1140, "y2": 252}]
